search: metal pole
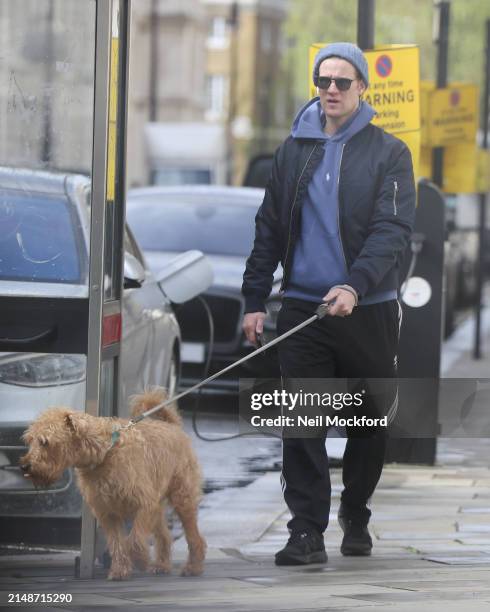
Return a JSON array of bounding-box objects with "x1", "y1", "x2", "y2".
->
[
  {"x1": 149, "y1": 0, "x2": 158, "y2": 122},
  {"x1": 79, "y1": 0, "x2": 112, "y2": 580},
  {"x1": 432, "y1": 1, "x2": 450, "y2": 188},
  {"x1": 357, "y1": 0, "x2": 375, "y2": 50},
  {"x1": 226, "y1": 2, "x2": 239, "y2": 185},
  {"x1": 474, "y1": 19, "x2": 490, "y2": 359}
]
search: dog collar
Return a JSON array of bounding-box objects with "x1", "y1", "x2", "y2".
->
[{"x1": 110, "y1": 428, "x2": 121, "y2": 449}]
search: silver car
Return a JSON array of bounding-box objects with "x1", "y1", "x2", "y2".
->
[
  {"x1": 127, "y1": 185, "x2": 282, "y2": 394},
  {"x1": 0, "y1": 167, "x2": 206, "y2": 526}
]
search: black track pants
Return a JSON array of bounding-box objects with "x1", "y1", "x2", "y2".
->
[{"x1": 276, "y1": 297, "x2": 400, "y2": 534}]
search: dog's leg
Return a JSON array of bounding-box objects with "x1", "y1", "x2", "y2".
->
[
  {"x1": 127, "y1": 510, "x2": 152, "y2": 572},
  {"x1": 98, "y1": 515, "x2": 132, "y2": 581},
  {"x1": 149, "y1": 512, "x2": 173, "y2": 574},
  {"x1": 171, "y1": 492, "x2": 206, "y2": 576}
]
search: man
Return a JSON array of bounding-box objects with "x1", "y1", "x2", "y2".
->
[{"x1": 242, "y1": 42, "x2": 415, "y2": 566}]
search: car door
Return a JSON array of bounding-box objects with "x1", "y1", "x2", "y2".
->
[{"x1": 119, "y1": 228, "x2": 180, "y2": 415}]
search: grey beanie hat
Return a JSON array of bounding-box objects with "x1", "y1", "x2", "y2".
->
[{"x1": 313, "y1": 42, "x2": 369, "y2": 87}]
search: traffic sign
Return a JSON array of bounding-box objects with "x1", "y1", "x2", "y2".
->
[
  {"x1": 427, "y1": 84, "x2": 478, "y2": 146},
  {"x1": 365, "y1": 46, "x2": 420, "y2": 133}
]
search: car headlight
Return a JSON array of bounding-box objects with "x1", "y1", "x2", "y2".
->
[
  {"x1": 0, "y1": 354, "x2": 86, "y2": 387},
  {"x1": 263, "y1": 298, "x2": 282, "y2": 332}
]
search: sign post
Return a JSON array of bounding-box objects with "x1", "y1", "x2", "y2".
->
[{"x1": 474, "y1": 20, "x2": 490, "y2": 359}]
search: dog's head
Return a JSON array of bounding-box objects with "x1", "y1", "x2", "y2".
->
[{"x1": 20, "y1": 408, "x2": 95, "y2": 487}]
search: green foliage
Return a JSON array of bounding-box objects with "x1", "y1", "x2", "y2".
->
[
  {"x1": 284, "y1": 0, "x2": 490, "y2": 110},
  {"x1": 284, "y1": 0, "x2": 357, "y2": 107},
  {"x1": 449, "y1": 0, "x2": 490, "y2": 86}
]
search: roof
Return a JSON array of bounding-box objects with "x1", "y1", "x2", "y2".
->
[
  {"x1": 0, "y1": 166, "x2": 89, "y2": 196},
  {"x1": 128, "y1": 184, "x2": 265, "y2": 204}
]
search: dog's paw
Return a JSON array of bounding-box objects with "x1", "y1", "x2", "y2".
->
[
  {"x1": 180, "y1": 563, "x2": 203, "y2": 577},
  {"x1": 149, "y1": 562, "x2": 172, "y2": 575},
  {"x1": 107, "y1": 568, "x2": 132, "y2": 581}
]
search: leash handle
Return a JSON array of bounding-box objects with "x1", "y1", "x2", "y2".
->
[{"x1": 315, "y1": 302, "x2": 332, "y2": 319}]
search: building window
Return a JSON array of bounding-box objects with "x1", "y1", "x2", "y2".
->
[
  {"x1": 205, "y1": 74, "x2": 227, "y2": 120},
  {"x1": 207, "y1": 16, "x2": 228, "y2": 49}
]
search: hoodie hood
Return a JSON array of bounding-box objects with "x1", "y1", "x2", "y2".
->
[{"x1": 291, "y1": 98, "x2": 376, "y2": 143}]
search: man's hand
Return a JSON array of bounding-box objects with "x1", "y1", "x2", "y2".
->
[
  {"x1": 242, "y1": 312, "x2": 267, "y2": 346},
  {"x1": 322, "y1": 287, "x2": 356, "y2": 317}
]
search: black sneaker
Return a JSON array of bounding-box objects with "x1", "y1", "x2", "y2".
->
[
  {"x1": 275, "y1": 530, "x2": 327, "y2": 566},
  {"x1": 338, "y1": 513, "x2": 373, "y2": 556}
]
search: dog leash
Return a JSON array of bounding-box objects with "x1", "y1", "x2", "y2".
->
[{"x1": 113, "y1": 302, "x2": 333, "y2": 440}]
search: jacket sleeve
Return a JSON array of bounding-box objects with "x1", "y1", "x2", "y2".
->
[
  {"x1": 242, "y1": 143, "x2": 285, "y2": 313},
  {"x1": 346, "y1": 141, "x2": 416, "y2": 298}
]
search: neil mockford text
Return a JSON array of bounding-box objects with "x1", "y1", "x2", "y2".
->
[
  {"x1": 250, "y1": 389, "x2": 364, "y2": 411},
  {"x1": 248, "y1": 389, "x2": 388, "y2": 429}
]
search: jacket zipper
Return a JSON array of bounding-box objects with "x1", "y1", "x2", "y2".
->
[
  {"x1": 337, "y1": 143, "x2": 348, "y2": 273},
  {"x1": 281, "y1": 144, "x2": 318, "y2": 291},
  {"x1": 393, "y1": 180, "x2": 398, "y2": 216}
]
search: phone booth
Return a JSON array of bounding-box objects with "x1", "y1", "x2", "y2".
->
[{"x1": 0, "y1": 0, "x2": 130, "y2": 579}]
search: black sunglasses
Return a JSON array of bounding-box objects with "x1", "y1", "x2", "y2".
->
[{"x1": 317, "y1": 76, "x2": 357, "y2": 91}]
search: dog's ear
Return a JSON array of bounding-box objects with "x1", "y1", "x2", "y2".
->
[
  {"x1": 22, "y1": 430, "x2": 32, "y2": 445},
  {"x1": 65, "y1": 412, "x2": 87, "y2": 436}
]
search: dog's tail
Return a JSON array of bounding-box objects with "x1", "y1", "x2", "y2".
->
[{"x1": 129, "y1": 388, "x2": 182, "y2": 427}]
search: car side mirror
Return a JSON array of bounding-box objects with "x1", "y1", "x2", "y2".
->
[
  {"x1": 124, "y1": 252, "x2": 146, "y2": 289},
  {"x1": 156, "y1": 250, "x2": 214, "y2": 303}
]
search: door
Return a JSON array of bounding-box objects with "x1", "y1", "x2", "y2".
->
[{"x1": 0, "y1": 0, "x2": 131, "y2": 579}]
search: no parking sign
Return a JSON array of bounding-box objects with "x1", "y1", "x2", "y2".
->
[{"x1": 375, "y1": 54, "x2": 393, "y2": 78}]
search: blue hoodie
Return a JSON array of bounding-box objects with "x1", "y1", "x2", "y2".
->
[{"x1": 284, "y1": 98, "x2": 397, "y2": 306}]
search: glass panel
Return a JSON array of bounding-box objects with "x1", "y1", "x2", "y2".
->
[
  {"x1": 104, "y1": 0, "x2": 121, "y2": 301},
  {"x1": 0, "y1": 0, "x2": 96, "y2": 298},
  {"x1": 152, "y1": 168, "x2": 213, "y2": 186},
  {"x1": 127, "y1": 195, "x2": 258, "y2": 256},
  {"x1": 0, "y1": 187, "x2": 87, "y2": 286},
  {"x1": 0, "y1": 0, "x2": 96, "y2": 531},
  {"x1": 100, "y1": 358, "x2": 115, "y2": 417},
  {"x1": 0, "y1": 350, "x2": 86, "y2": 518}
]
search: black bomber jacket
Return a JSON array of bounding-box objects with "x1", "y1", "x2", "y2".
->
[{"x1": 242, "y1": 121, "x2": 416, "y2": 313}]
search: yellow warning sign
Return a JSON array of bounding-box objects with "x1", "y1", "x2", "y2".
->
[
  {"x1": 106, "y1": 37, "x2": 119, "y2": 202},
  {"x1": 427, "y1": 84, "x2": 478, "y2": 147},
  {"x1": 420, "y1": 81, "x2": 435, "y2": 146},
  {"x1": 443, "y1": 143, "x2": 478, "y2": 193},
  {"x1": 365, "y1": 46, "x2": 420, "y2": 133},
  {"x1": 477, "y1": 149, "x2": 490, "y2": 192},
  {"x1": 420, "y1": 144, "x2": 489, "y2": 194}
]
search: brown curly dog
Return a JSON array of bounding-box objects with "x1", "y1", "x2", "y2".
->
[{"x1": 20, "y1": 388, "x2": 206, "y2": 581}]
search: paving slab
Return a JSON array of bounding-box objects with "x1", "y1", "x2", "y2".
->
[{"x1": 2, "y1": 315, "x2": 490, "y2": 609}]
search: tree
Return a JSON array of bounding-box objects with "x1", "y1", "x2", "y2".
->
[{"x1": 284, "y1": 0, "x2": 490, "y2": 110}]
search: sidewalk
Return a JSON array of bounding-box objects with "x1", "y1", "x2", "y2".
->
[{"x1": 1, "y1": 310, "x2": 490, "y2": 610}]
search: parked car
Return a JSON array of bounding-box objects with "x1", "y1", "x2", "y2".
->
[
  {"x1": 0, "y1": 167, "x2": 208, "y2": 532},
  {"x1": 127, "y1": 186, "x2": 282, "y2": 393}
]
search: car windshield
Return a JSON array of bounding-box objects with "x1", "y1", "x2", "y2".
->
[
  {"x1": 127, "y1": 193, "x2": 260, "y2": 257},
  {"x1": 0, "y1": 189, "x2": 84, "y2": 283}
]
